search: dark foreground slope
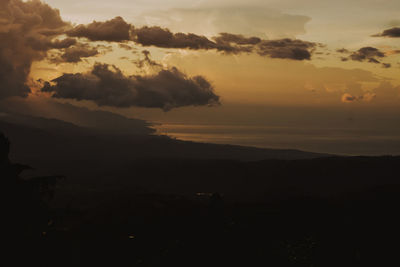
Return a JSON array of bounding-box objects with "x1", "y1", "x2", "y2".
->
[
  {"x1": 2, "y1": 118, "x2": 400, "y2": 266},
  {"x1": 7, "y1": 153, "x2": 400, "y2": 266}
]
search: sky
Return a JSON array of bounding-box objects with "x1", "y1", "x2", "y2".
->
[{"x1": 1, "y1": 0, "x2": 400, "y2": 155}]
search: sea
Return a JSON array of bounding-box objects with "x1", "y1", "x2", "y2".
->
[{"x1": 154, "y1": 123, "x2": 400, "y2": 156}]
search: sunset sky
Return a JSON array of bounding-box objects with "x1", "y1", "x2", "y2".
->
[{"x1": 1, "y1": 0, "x2": 400, "y2": 155}]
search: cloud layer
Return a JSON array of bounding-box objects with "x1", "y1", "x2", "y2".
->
[
  {"x1": 66, "y1": 16, "x2": 319, "y2": 60},
  {"x1": 1, "y1": 1, "x2": 394, "y2": 111}
]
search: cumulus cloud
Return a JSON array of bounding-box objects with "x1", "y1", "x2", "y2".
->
[
  {"x1": 66, "y1": 16, "x2": 132, "y2": 42},
  {"x1": 373, "y1": 27, "x2": 400, "y2": 37},
  {"x1": 347, "y1": 47, "x2": 385, "y2": 63},
  {"x1": 41, "y1": 63, "x2": 220, "y2": 111},
  {"x1": 0, "y1": 0, "x2": 70, "y2": 99}
]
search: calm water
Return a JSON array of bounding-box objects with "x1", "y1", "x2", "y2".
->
[{"x1": 154, "y1": 123, "x2": 400, "y2": 156}]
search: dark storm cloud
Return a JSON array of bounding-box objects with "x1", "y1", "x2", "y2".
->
[
  {"x1": 0, "y1": 0, "x2": 70, "y2": 99},
  {"x1": 41, "y1": 63, "x2": 220, "y2": 111},
  {"x1": 348, "y1": 47, "x2": 385, "y2": 63},
  {"x1": 66, "y1": 16, "x2": 132, "y2": 42},
  {"x1": 50, "y1": 43, "x2": 100, "y2": 64},
  {"x1": 373, "y1": 27, "x2": 400, "y2": 37}
]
